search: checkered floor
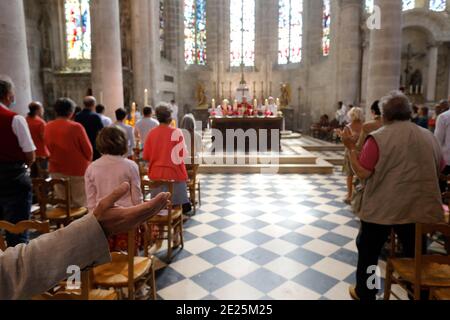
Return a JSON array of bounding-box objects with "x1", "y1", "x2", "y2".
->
[{"x1": 152, "y1": 170, "x2": 369, "y2": 300}]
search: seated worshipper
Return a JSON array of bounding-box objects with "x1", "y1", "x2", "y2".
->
[
  {"x1": 85, "y1": 127, "x2": 144, "y2": 252},
  {"x1": 337, "y1": 107, "x2": 363, "y2": 204},
  {"x1": 26, "y1": 102, "x2": 50, "y2": 178},
  {"x1": 75, "y1": 96, "x2": 104, "y2": 161},
  {"x1": 356, "y1": 100, "x2": 383, "y2": 150},
  {"x1": 342, "y1": 91, "x2": 445, "y2": 301},
  {"x1": 180, "y1": 114, "x2": 203, "y2": 163},
  {"x1": 135, "y1": 106, "x2": 159, "y2": 144},
  {"x1": 0, "y1": 182, "x2": 170, "y2": 300},
  {"x1": 114, "y1": 108, "x2": 136, "y2": 159},
  {"x1": 45, "y1": 98, "x2": 93, "y2": 208},
  {"x1": 96, "y1": 104, "x2": 113, "y2": 128},
  {"x1": 416, "y1": 106, "x2": 429, "y2": 129},
  {"x1": 143, "y1": 105, "x2": 191, "y2": 213},
  {"x1": 0, "y1": 78, "x2": 36, "y2": 247}
]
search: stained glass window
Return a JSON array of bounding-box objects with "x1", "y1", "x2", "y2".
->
[
  {"x1": 160, "y1": 0, "x2": 166, "y2": 58},
  {"x1": 365, "y1": 0, "x2": 374, "y2": 13},
  {"x1": 65, "y1": 0, "x2": 91, "y2": 60},
  {"x1": 322, "y1": 0, "x2": 331, "y2": 57},
  {"x1": 430, "y1": 0, "x2": 446, "y2": 11},
  {"x1": 184, "y1": 0, "x2": 207, "y2": 65},
  {"x1": 230, "y1": 0, "x2": 255, "y2": 67},
  {"x1": 278, "y1": 0, "x2": 303, "y2": 65},
  {"x1": 403, "y1": 0, "x2": 415, "y2": 10}
]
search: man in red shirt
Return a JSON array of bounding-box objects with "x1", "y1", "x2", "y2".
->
[
  {"x1": 26, "y1": 102, "x2": 50, "y2": 178},
  {"x1": 0, "y1": 79, "x2": 36, "y2": 246},
  {"x1": 45, "y1": 98, "x2": 93, "y2": 207}
]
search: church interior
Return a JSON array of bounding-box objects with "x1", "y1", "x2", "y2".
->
[{"x1": 1, "y1": 0, "x2": 450, "y2": 301}]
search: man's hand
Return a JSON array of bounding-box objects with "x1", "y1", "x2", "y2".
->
[
  {"x1": 341, "y1": 127, "x2": 356, "y2": 151},
  {"x1": 93, "y1": 182, "x2": 170, "y2": 237}
]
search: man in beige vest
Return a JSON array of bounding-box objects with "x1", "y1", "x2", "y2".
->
[
  {"x1": 342, "y1": 91, "x2": 445, "y2": 300},
  {"x1": 0, "y1": 183, "x2": 170, "y2": 300}
]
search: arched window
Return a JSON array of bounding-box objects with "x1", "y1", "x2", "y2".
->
[
  {"x1": 230, "y1": 0, "x2": 255, "y2": 67},
  {"x1": 184, "y1": 0, "x2": 207, "y2": 65},
  {"x1": 365, "y1": 0, "x2": 374, "y2": 13},
  {"x1": 278, "y1": 0, "x2": 304, "y2": 65},
  {"x1": 402, "y1": 0, "x2": 415, "y2": 11},
  {"x1": 65, "y1": 0, "x2": 91, "y2": 60},
  {"x1": 430, "y1": 0, "x2": 446, "y2": 11},
  {"x1": 322, "y1": 0, "x2": 331, "y2": 57}
]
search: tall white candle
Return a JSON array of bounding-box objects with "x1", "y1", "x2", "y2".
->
[
  {"x1": 144, "y1": 89, "x2": 148, "y2": 106},
  {"x1": 99, "y1": 91, "x2": 104, "y2": 104}
]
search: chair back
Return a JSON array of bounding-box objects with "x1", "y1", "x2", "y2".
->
[
  {"x1": 413, "y1": 223, "x2": 450, "y2": 295},
  {"x1": 34, "y1": 271, "x2": 92, "y2": 300},
  {"x1": 141, "y1": 180, "x2": 175, "y2": 203},
  {"x1": 33, "y1": 178, "x2": 72, "y2": 220},
  {"x1": 0, "y1": 220, "x2": 50, "y2": 251}
]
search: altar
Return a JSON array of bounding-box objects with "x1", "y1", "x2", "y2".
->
[{"x1": 210, "y1": 117, "x2": 283, "y2": 152}]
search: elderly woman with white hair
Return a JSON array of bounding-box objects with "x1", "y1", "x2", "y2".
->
[
  {"x1": 339, "y1": 107, "x2": 364, "y2": 204},
  {"x1": 342, "y1": 91, "x2": 445, "y2": 301}
]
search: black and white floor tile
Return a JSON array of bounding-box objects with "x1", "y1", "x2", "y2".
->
[{"x1": 153, "y1": 170, "x2": 408, "y2": 300}]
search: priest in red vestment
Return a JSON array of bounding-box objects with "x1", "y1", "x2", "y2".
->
[{"x1": 239, "y1": 97, "x2": 253, "y2": 116}]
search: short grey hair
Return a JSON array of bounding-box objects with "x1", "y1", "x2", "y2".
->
[
  {"x1": 379, "y1": 90, "x2": 412, "y2": 122},
  {"x1": 0, "y1": 76, "x2": 14, "y2": 100},
  {"x1": 180, "y1": 114, "x2": 196, "y2": 131}
]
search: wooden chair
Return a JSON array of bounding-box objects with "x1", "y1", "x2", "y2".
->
[
  {"x1": 93, "y1": 230, "x2": 157, "y2": 300},
  {"x1": 0, "y1": 220, "x2": 50, "y2": 251},
  {"x1": 185, "y1": 129, "x2": 201, "y2": 213},
  {"x1": 430, "y1": 288, "x2": 450, "y2": 300},
  {"x1": 384, "y1": 223, "x2": 450, "y2": 300},
  {"x1": 33, "y1": 178, "x2": 88, "y2": 227},
  {"x1": 34, "y1": 271, "x2": 118, "y2": 300},
  {"x1": 144, "y1": 180, "x2": 184, "y2": 262}
]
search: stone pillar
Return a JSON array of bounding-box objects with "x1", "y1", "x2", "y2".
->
[
  {"x1": 366, "y1": 0, "x2": 402, "y2": 113},
  {"x1": 131, "y1": 0, "x2": 151, "y2": 107},
  {"x1": 338, "y1": 0, "x2": 362, "y2": 105},
  {"x1": 426, "y1": 45, "x2": 438, "y2": 102},
  {"x1": 90, "y1": 0, "x2": 124, "y2": 119},
  {"x1": 0, "y1": 0, "x2": 32, "y2": 115}
]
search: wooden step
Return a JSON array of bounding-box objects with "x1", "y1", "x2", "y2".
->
[{"x1": 198, "y1": 159, "x2": 334, "y2": 175}]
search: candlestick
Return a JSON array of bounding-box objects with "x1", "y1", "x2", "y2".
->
[
  {"x1": 265, "y1": 99, "x2": 269, "y2": 107},
  {"x1": 253, "y1": 99, "x2": 258, "y2": 109},
  {"x1": 276, "y1": 98, "x2": 280, "y2": 107},
  {"x1": 144, "y1": 89, "x2": 148, "y2": 106},
  {"x1": 212, "y1": 98, "x2": 216, "y2": 108},
  {"x1": 270, "y1": 82, "x2": 273, "y2": 96}
]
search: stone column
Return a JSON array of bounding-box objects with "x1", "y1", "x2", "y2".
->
[
  {"x1": 366, "y1": 0, "x2": 402, "y2": 113},
  {"x1": 131, "y1": 0, "x2": 151, "y2": 107},
  {"x1": 338, "y1": 0, "x2": 362, "y2": 105},
  {"x1": 90, "y1": 0, "x2": 124, "y2": 119},
  {"x1": 0, "y1": 0, "x2": 32, "y2": 115},
  {"x1": 426, "y1": 45, "x2": 438, "y2": 102}
]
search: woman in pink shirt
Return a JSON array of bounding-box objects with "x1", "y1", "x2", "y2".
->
[{"x1": 85, "y1": 126, "x2": 143, "y2": 251}]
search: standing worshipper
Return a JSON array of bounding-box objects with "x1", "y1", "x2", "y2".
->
[
  {"x1": 0, "y1": 79, "x2": 36, "y2": 246},
  {"x1": 169, "y1": 100, "x2": 179, "y2": 126},
  {"x1": 435, "y1": 100, "x2": 450, "y2": 192},
  {"x1": 338, "y1": 107, "x2": 363, "y2": 204},
  {"x1": 45, "y1": 98, "x2": 93, "y2": 207},
  {"x1": 343, "y1": 91, "x2": 444, "y2": 301},
  {"x1": 96, "y1": 104, "x2": 113, "y2": 128},
  {"x1": 75, "y1": 96, "x2": 104, "y2": 160},
  {"x1": 26, "y1": 102, "x2": 50, "y2": 178},
  {"x1": 135, "y1": 106, "x2": 159, "y2": 144},
  {"x1": 114, "y1": 108, "x2": 136, "y2": 159}
]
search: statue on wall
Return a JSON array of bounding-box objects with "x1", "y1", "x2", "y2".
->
[
  {"x1": 195, "y1": 83, "x2": 208, "y2": 109},
  {"x1": 280, "y1": 83, "x2": 291, "y2": 108}
]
